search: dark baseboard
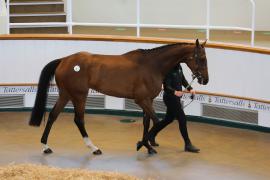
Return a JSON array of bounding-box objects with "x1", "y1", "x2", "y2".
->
[{"x1": 1, "y1": 107, "x2": 269, "y2": 133}]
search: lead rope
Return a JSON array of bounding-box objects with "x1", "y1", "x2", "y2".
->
[{"x1": 182, "y1": 75, "x2": 197, "y2": 109}]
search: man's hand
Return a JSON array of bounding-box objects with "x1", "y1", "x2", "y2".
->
[
  {"x1": 190, "y1": 89, "x2": 196, "y2": 95},
  {"x1": 190, "y1": 89, "x2": 196, "y2": 99},
  {"x1": 174, "y1": 91, "x2": 184, "y2": 97}
]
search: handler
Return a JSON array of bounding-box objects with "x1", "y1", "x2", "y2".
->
[{"x1": 148, "y1": 64, "x2": 200, "y2": 153}]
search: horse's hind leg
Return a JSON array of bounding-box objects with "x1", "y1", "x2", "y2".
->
[
  {"x1": 41, "y1": 93, "x2": 69, "y2": 154},
  {"x1": 136, "y1": 99, "x2": 158, "y2": 154},
  {"x1": 72, "y1": 93, "x2": 102, "y2": 155}
]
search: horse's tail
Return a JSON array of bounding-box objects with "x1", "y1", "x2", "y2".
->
[{"x1": 29, "y1": 59, "x2": 62, "y2": 126}]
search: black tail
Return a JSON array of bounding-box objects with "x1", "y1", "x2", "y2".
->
[{"x1": 29, "y1": 59, "x2": 61, "y2": 126}]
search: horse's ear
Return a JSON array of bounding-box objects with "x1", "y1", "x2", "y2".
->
[
  {"x1": 196, "y1": 39, "x2": 200, "y2": 47},
  {"x1": 201, "y1": 39, "x2": 207, "y2": 48}
]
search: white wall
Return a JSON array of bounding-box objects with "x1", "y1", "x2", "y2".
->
[
  {"x1": 0, "y1": 39, "x2": 270, "y2": 127},
  {"x1": 0, "y1": 0, "x2": 8, "y2": 34},
  {"x1": 72, "y1": 0, "x2": 270, "y2": 31},
  {"x1": 0, "y1": 39, "x2": 270, "y2": 102},
  {"x1": 72, "y1": 0, "x2": 137, "y2": 23},
  {"x1": 254, "y1": 0, "x2": 270, "y2": 30},
  {"x1": 210, "y1": 0, "x2": 251, "y2": 28}
]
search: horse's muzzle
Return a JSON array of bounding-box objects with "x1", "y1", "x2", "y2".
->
[
  {"x1": 197, "y1": 76, "x2": 208, "y2": 85},
  {"x1": 193, "y1": 72, "x2": 208, "y2": 85},
  {"x1": 202, "y1": 78, "x2": 209, "y2": 85}
]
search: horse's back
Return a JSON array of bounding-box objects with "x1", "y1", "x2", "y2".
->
[{"x1": 54, "y1": 51, "x2": 140, "y2": 97}]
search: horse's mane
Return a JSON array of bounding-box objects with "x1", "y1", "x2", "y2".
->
[
  {"x1": 123, "y1": 42, "x2": 192, "y2": 59},
  {"x1": 138, "y1": 42, "x2": 191, "y2": 54}
]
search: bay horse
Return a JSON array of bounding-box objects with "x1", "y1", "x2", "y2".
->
[{"x1": 29, "y1": 39, "x2": 209, "y2": 155}]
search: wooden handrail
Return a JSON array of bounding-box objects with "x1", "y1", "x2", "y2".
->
[
  {"x1": 0, "y1": 34, "x2": 270, "y2": 55},
  {"x1": 0, "y1": 83, "x2": 269, "y2": 104},
  {"x1": 193, "y1": 90, "x2": 270, "y2": 104}
]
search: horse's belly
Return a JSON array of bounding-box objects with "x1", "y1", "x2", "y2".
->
[{"x1": 88, "y1": 81, "x2": 134, "y2": 99}]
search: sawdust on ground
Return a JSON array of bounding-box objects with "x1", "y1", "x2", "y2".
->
[{"x1": 0, "y1": 163, "x2": 141, "y2": 180}]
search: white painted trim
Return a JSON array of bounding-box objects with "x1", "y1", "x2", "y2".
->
[
  {"x1": 136, "y1": 0, "x2": 140, "y2": 37},
  {"x1": 71, "y1": 23, "x2": 253, "y2": 32},
  {"x1": 208, "y1": 26, "x2": 252, "y2": 31},
  {"x1": 10, "y1": 22, "x2": 68, "y2": 28},
  {"x1": 250, "y1": 0, "x2": 256, "y2": 47},
  {"x1": 66, "y1": 0, "x2": 72, "y2": 34},
  {"x1": 140, "y1": 24, "x2": 207, "y2": 30},
  {"x1": 7, "y1": 0, "x2": 10, "y2": 34},
  {"x1": 72, "y1": 22, "x2": 136, "y2": 28},
  {"x1": 10, "y1": 13, "x2": 66, "y2": 17},
  {"x1": 10, "y1": 1, "x2": 64, "y2": 6},
  {"x1": 141, "y1": 24, "x2": 252, "y2": 32},
  {"x1": 206, "y1": 0, "x2": 210, "y2": 40},
  {"x1": 8, "y1": 22, "x2": 253, "y2": 32}
]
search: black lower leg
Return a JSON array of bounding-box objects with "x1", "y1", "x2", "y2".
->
[
  {"x1": 179, "y1": 124, "x2": 191, "y2": 145},
  {"x1": 41, "y1": 112, "x2": 56, "y2": 145},
  {"x1": 136, "y1": 112, "x2": 157, "y2": 154},
  {"x1": 39, "y1": 95, "x2": 68, "y2": 153},
  {"x1": 178, "y1": 110, "x2": 191, "y2": 145},
  {"x1": 142, "y1": 112, "x2": 150, "y2": 142},
  {"x1": 74, "y1": 115, "x2": 88, "y2": 138},
  {"x1": 151, "y1": 113, "x2": 160, "y2": 125},
  {"x1": 135, "y1": 99, "x2": 159, "y2": 153},
  {"x1": 148, "y1": 117, "x2": 173, "y2": 142}
]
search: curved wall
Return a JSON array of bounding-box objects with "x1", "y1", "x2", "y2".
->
[
  {"x1": 0, "y1": 37, "x2": 269, "y2": 101},
  {"x1": 0, "y1": 35, "x2": 270, "y2": 128}
]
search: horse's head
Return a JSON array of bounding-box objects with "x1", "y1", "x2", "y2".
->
[{"x1": 185, "y1": 39, "x2": 209, "y2": 85}]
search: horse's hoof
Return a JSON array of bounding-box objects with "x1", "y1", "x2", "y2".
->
[
  {"x1": 93, "y1": 149, "x2": 102, "y2": 155},
  {"x1": 148, "y1": 148, "x2": 157, "y2": 155},
  {"x1": 137, "y1": 141, "x2": 143, "y2": 151},
  {"x1": 43, "y1": 148, "x2": 53, "y2": 154}
]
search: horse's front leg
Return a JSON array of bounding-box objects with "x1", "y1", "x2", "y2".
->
[{"x1": 136, "y1": 99, "x2": 159, "y2": 154}]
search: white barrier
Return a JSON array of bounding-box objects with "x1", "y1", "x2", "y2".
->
[
  {"x1": 0, "y1": 0, "x2": 8, "y2": 34},
  {"x1": 0, "y1": 38, "x2": 269, "y2": 128}
]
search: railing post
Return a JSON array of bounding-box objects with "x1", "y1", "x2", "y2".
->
[
  {"x1": 206, "y1": 0, "x2": 210, "y2": 40},
  {"x1": 6, "y1": 0, "x2": 10, "y2": 34},
  {"x1": 250, "y1": 0, "x2": 255, "y2": 47},
  {"x1": 67, "y1": 0, "x2": 72, "y2": 34},
  {"x1": 136, "y1": 0, "x2": 140, "y2": 37}
]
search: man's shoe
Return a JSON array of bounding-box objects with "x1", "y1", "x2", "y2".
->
[{"x1": 185, "y1": 144, "x2": 200, "y2": 153}]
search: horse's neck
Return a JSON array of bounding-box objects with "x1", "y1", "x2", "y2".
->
[{"x1": 149, "y1": 44, "x2": 194, "y2": 76}]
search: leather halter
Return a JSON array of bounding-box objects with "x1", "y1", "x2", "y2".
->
[{"x1": 187, "y1": 46, "x2": 203, "y2": 82}]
